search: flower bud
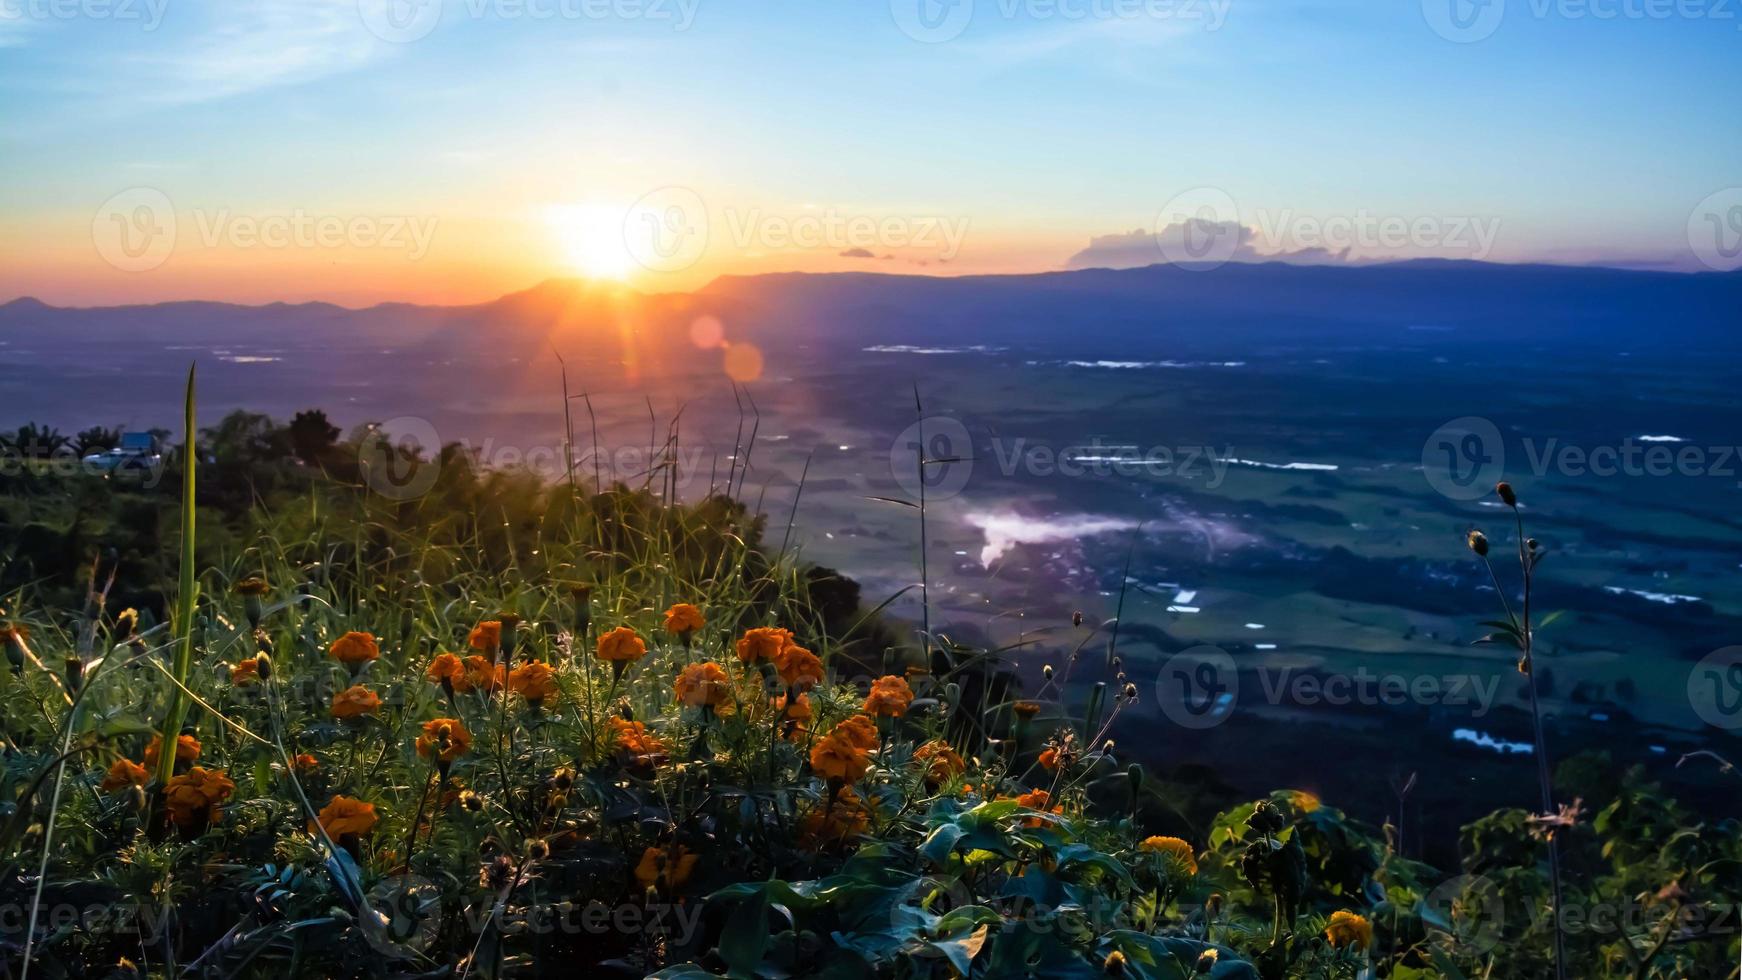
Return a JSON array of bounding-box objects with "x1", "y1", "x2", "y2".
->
[
  {"x1": 1072, "y1": 611, "x2": 1084, "y2": 628},
  {"x1": 1466, "y1": 530, "x2": 1489, "y2": 557},
  {"x1": 1496, "y1": 481, "x2": 1517, "y2": 507}
]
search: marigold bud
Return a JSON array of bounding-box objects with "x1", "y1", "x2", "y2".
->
[
  {"x1": 1466, "y1": 530, "x2": 1489, "y2": 556},
  {"x1": 1496, "y1": 481, "x2": 1517, "y2": 507}
]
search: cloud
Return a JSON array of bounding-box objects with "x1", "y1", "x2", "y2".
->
[
  {"x1": 1065, "y1": 224, "x2": 1353, "y2": 271},
  {"x1": 839, "y1": 247, "x2": 875, "y2": 259},
  {"x1": 121, "y1": 0, "x2": 389, "y2": 105}
]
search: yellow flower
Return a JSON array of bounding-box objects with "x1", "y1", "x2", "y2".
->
[
  {"x1": 773, "y1": 644, "x2": 824, "y2": 692},
  {"x1": 100, "y1": 758, "x2": 148, "y2": 792},
  {"x1": 1290, "y1": 790, "x2": 1321, "y2": 814},
  {"x1": 330, "y1": 684, "x2": 382, "y2": 720},
  {"x1": 468, "y1": 620, "x2": 502, "y2": 653},
  {"x1": 863, "y1": 675, "x2": 914, "y2": 718},
  {"x1": 509, "y1": 661, "x2": 560, "y2": 704},
  {"x1": 664, "y1": 603, "x2": 706, "y2": 635},
  {"x1": 416, "y1": 718, "x2": 471, "y2": 764},
  {"x1": 735, "y1": 626, "x2": 793, "y2": 664},
  {"x1": 1325, "y1": 910, "x2": 1373, "y2": 951},
  {"x1": 1139, "y1": 835, "x2": 1199, "y2": 875},
  {"x1": 634, "y1": 844, "x2": 699, "y2": 891},
  {"x1": 596, "y1": 626, "x2": 648, "y2": 662},
  {"x1": 143, "y1": 734, "x2": 201, "y2": 771},
  {"x1": 328, "y1": 631, "x2": 379, "y2": 665},
  {"x1": 162, "y1": 767, "x2": 234, "y2": 830},
  {"x1": 674, "y1": 661, "x2": 732, "y2": 708},
  {"x1": 315, "y1": 795, "x2": 379, "y2": 839}
]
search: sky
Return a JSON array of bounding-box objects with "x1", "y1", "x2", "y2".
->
[{"x1": 0, "y1": 0, "x2": 1737, "y2": 306}]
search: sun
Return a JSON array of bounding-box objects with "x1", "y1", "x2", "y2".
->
[{"x1": 546, "y1": 203, "x2": 635, "y2": 281}]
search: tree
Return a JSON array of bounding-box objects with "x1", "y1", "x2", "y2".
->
[
  {"x1": 75, "y1": 426, "x2": 120, "y2": 454},
  {"x1": 288, "y1": 409, "x2": 341, "y2": 466}
]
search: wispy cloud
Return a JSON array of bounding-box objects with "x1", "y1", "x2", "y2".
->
[{"x1": 121, "y1": 0, "x2": 389, "y2": 104}]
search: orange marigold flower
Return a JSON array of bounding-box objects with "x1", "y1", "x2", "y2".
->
[
  {"x1": 230, "y1": 658, "x2": 262, "y2": 686},
  {"x1": 143, "y1": 734, "x2": 201, "y2": 771},
  {"x1": 463, "y1": 654, "x2": 504, "y2": 692},
  {"x1": 773, "y1": 644, "x2": 825, "y2": 692},
  {"x1": 596, "y1": 626, "x2": 648, "y2": 662},
  {"x1": 427, "y1": 653, "x2": 469, "y2": 692},
  {"x1": 416, "y1": 718, "x2": 471, "y2": 764},
  {"x1": 162, "y1": 767, "x2": 234, "y2": 830},
  {"x1": 634, "y1": 844, "x2": 699, "y2": 891},
  {"x1": 609, "y1": 717, "x2": 668, "y2": 757},
  {"x1": 913, "y1": 741, "x2": 965, "y2": 784},
  {"x1": 1139, "y1": 835, "x2": 1199, "y2": 875},
  {"x1": 735, "y1": 626, "x2": 793, "y2": 664},
  {"x1": 863, "y1": 675, "x2": 914, "y2": 718},
  {"x1": 801, "y1": 787, "x2": 871, "y2": 849},
  {"x1": 1324, "y1": 910, "x2": 1373, "y2": 951},
  {"x1": 1011, "y1": 700, "x2": 1042, "y2": 719},
  {"x1": 293, "y1": 753, "x2": 320, "y2": 772},
  {"x1": 232, "y1": 576, "x2": 271, "y2": 597},
  {"x1": 664, "y1": 603, "x2": 706, "y2": 635},
  {"x1": 1010, "y1": 788, "x2": 1058, "y2": 827},
  {"x1": 835, "y1": 714, "x2": 879, "y2": 750},
  {"x1": 328, "y1": 631, "x2": 380, "y2": 665},
  {"x1": 100, "y1": 758, "x2": 148, "y2": 792},
  {"x1": 674, "y1": 661, "x2": 732, "y2": 708},
  {"x1": 810, "y1": 717, "x2": 876, "y2": 781},
  {"x1": 316, "y1": 795, "x2": 379, "y2": 839},
  {"x1": 509, "y1": 661, "x2": 560, "y2": 704},
  {"x1": 1289, "y1": 790, "x2": 1322, "y2": 814},
  {"x1": 1038, "y1": 747, "x2": 1061, "y2": 771},
  {"x1": 468, "y1": 620, "x2": 502, "y2": 652},
  {"x1": 331, "y1": 684, "x2": 383, "y2": 720}
]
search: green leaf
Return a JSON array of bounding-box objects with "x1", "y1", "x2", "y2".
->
[
  {"x1": 717, "y1": 892, "x2": 771, "y2": 978},
  {"x1": 923, "y1": 923, "x2": 989, "y2": 975}
]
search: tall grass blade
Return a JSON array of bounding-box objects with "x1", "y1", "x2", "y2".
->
[{"x1": 155, "y1": 363, "x2": 198, "y2": 787}]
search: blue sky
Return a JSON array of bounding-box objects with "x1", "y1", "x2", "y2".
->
[{"x1": 0, "y1": 0, "x2": 1736, "y2": 304}]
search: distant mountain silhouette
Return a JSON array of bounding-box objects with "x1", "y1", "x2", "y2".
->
[{"x1": 5, "y1": 262, "x2": 1739, "y2": 367}]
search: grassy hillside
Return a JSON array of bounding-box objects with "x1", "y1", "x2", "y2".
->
[{"x1": 0, "y1": 401, "x2": 1737, "y2": 979}]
